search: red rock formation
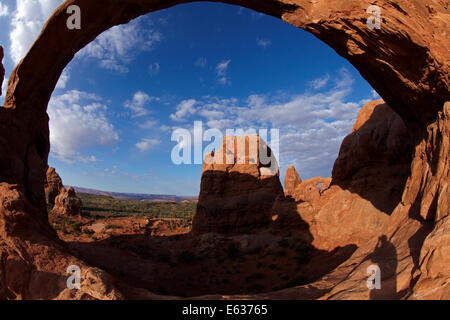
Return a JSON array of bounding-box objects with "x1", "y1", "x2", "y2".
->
[
  {"x1": 290, "y1": 177, "x2": 331, "y2": 204},
  {"x1": 45, "y1": 167, "x2": 65, "y2": 205},
  {"x1": 53, "y1": 187, "x2": 82, "y2": 216},
  {"x1": 283, "y1": 165, "x2": 301, "y2": 197},
  {"x1": 284, "y1": 101, "x2": 411, "y2": 251},
  {"x1": 0, "y1": 0, "x2": 448, "y2": 300},
  {"x1": 192, "y1": 135, "x2": 283, "y2": 235},
  {"x1": 332, "y1": 99, "x2": 413, "y2": 214}
]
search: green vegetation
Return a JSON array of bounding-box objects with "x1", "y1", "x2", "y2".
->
[{"x1": 77, "y1": 192, "x2": 197, "y2": 220}]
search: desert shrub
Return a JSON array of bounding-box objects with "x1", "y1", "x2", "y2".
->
[
  {"x1": 268, "y1": 264, "x2": 278, "y2": 270},
  {"x1": 178, "y1": 250, "x2": 196, "y2": 263},
  {"x1": 271, "y1": 249, "x2": 287, "y2": 257},
  {"x1": 77, "y1": 193, "x2": 197, "y2": 220},
  {"x1": 82, "y1": 228, "x2": 94, "y2": 235},
  {"x1": 245, "y1": 273, "x2": 265, "y2": 283},
  {"x1": 294, "y1": 242, "x2": 311, "y2": 265},
  {"x1": 247, "y1": 284, "x2": 264, "y2": 292},
  {"x1": 105, "y1": 224, "x2": 119, "y2": 230},
  {"x1": 246, "y1": 246, "x2": 263, "y2": 255},
  {"x1": 157, "y1": 253, "x2": 171, "y2": 263},
  {"x1": 225, "y1": 242, "x2": 240, "y2": 260},
  {"x1": 278, "y1": 237, "x2": 290, "y2": 248}
]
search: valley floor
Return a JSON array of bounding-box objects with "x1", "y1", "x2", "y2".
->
[{"x1": 49, "y1": 198, "x2": 355, "y2": 297}]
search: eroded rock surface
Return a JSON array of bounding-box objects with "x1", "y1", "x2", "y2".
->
[
  {"x1": 53, "y1": 187, "x2": 82, "y2": 216},
  {"x1": 192, "y1": 135, "x2": 283, "y2": 235},
  {"x1": 285, "y1": 101, "x2": 412, "y2": 251},
  {"x1": 44, "y1": 167, "x2": 65, "y2": 205},
  {"x1": 284, "y1": 165, "x2": 302, "y2": 197},
  {"x1": 332, "y1": 99, "x2": 413, "y2": 215}
]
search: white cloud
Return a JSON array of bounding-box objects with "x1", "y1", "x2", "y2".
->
[
  {"x1": 9, "y1": 0, "x2": 62, "y2": 63},
  {"x1": 257, "y1": 38, "x2": 272, "y2": 48},
  {"x1": 123, "y1": 91, "x2": 156, "y2": 117},
  {"x1": 216, "y1": 59, "x2": 231, "y2": 84},
  {"x1": 8, "y1": 1, "x2": 161, "y2": 73},
  {"x1": 251, "y1": 12, "x2": 264, "y2": 20},
  {"x1": 199, "y1": 109, "x2": 225, "y2": 120},
  {"x1": 139, "y1": 119, "x2": 159, "y2": 129},
  {"x1": 77, "y1": 16, "x2": 161, "y2": 73},
  {"x1": 99, "y1": 59, "x2": 129, "y2": 73},
  {"x1": 170, "y1": 68, "x2": 370, "y2": 179},
  {"x1": 1, "y1": 77, "x2": 7, "y2": 98},
  {"x1": 56, "y1": 67, "x2": 71, "y2": 89},
  {"x1": 194, "y1": 57, "x2": 207, "y2": 68},
  {"x1": 148, "y1": 62, "x2": 160, "y2": 76},
  {"x1": 136, "y1": 138, "x2": 160, "y2": 152},
  {"x1": 372, "y1": 89, "x2": 381, "y2": 99},
  {"x1": 334, "y1": 67, "x2": 354, "y2": 88},
  {"x1": 309, "y1": 74, "x2": 330, "y2": 90},
  {"x1": 48, "y1": 90, "x2": 119, "y2": 163},
  {"x1": 170, "y1": 99, "x2": 197, "y2": 122},
  {"x1": 0, "y1": 3, "x2": 9, "y2": 16}
]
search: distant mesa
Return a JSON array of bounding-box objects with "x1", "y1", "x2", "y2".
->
[{"x1": 71, "y1": 186, "x2": 198, "y2": 202}]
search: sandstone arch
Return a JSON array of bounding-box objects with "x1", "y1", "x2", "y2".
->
[
  {"x1": 2, "y1": 0, "x2": 449, "y2": 215},
  {"x1": 0, "y1": 0, "x2": 448, "y2": 299}
]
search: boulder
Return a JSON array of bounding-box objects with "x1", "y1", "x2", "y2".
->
[
  {"x1": 45, "y1": 167, "x2": 65, "y2": 205},
  {"x1": 52, "y1": 187, "x2": 82, "y2": 216},
  {"x1": 192, "y1": 135, "x2": 283, "y2": 235}
]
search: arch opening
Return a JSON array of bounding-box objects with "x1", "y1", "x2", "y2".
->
[{"x1": 40, "y1": 2, "x2": 378, "y2": 297}]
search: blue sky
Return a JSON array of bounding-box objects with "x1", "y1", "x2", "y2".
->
[{"x1": 0, "y1": 1, "x2": 378, "y2": 196}]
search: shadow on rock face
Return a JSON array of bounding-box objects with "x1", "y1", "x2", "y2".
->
[
  {"x1": 61, "y1": 173, "x2": 358, "y2": 298},
  {"x1": 332, "y1": 101, "x2": 414, "y2": 215},
  {"x1": 365, "y1": 235, "x2": 399, "y2": 300}
]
